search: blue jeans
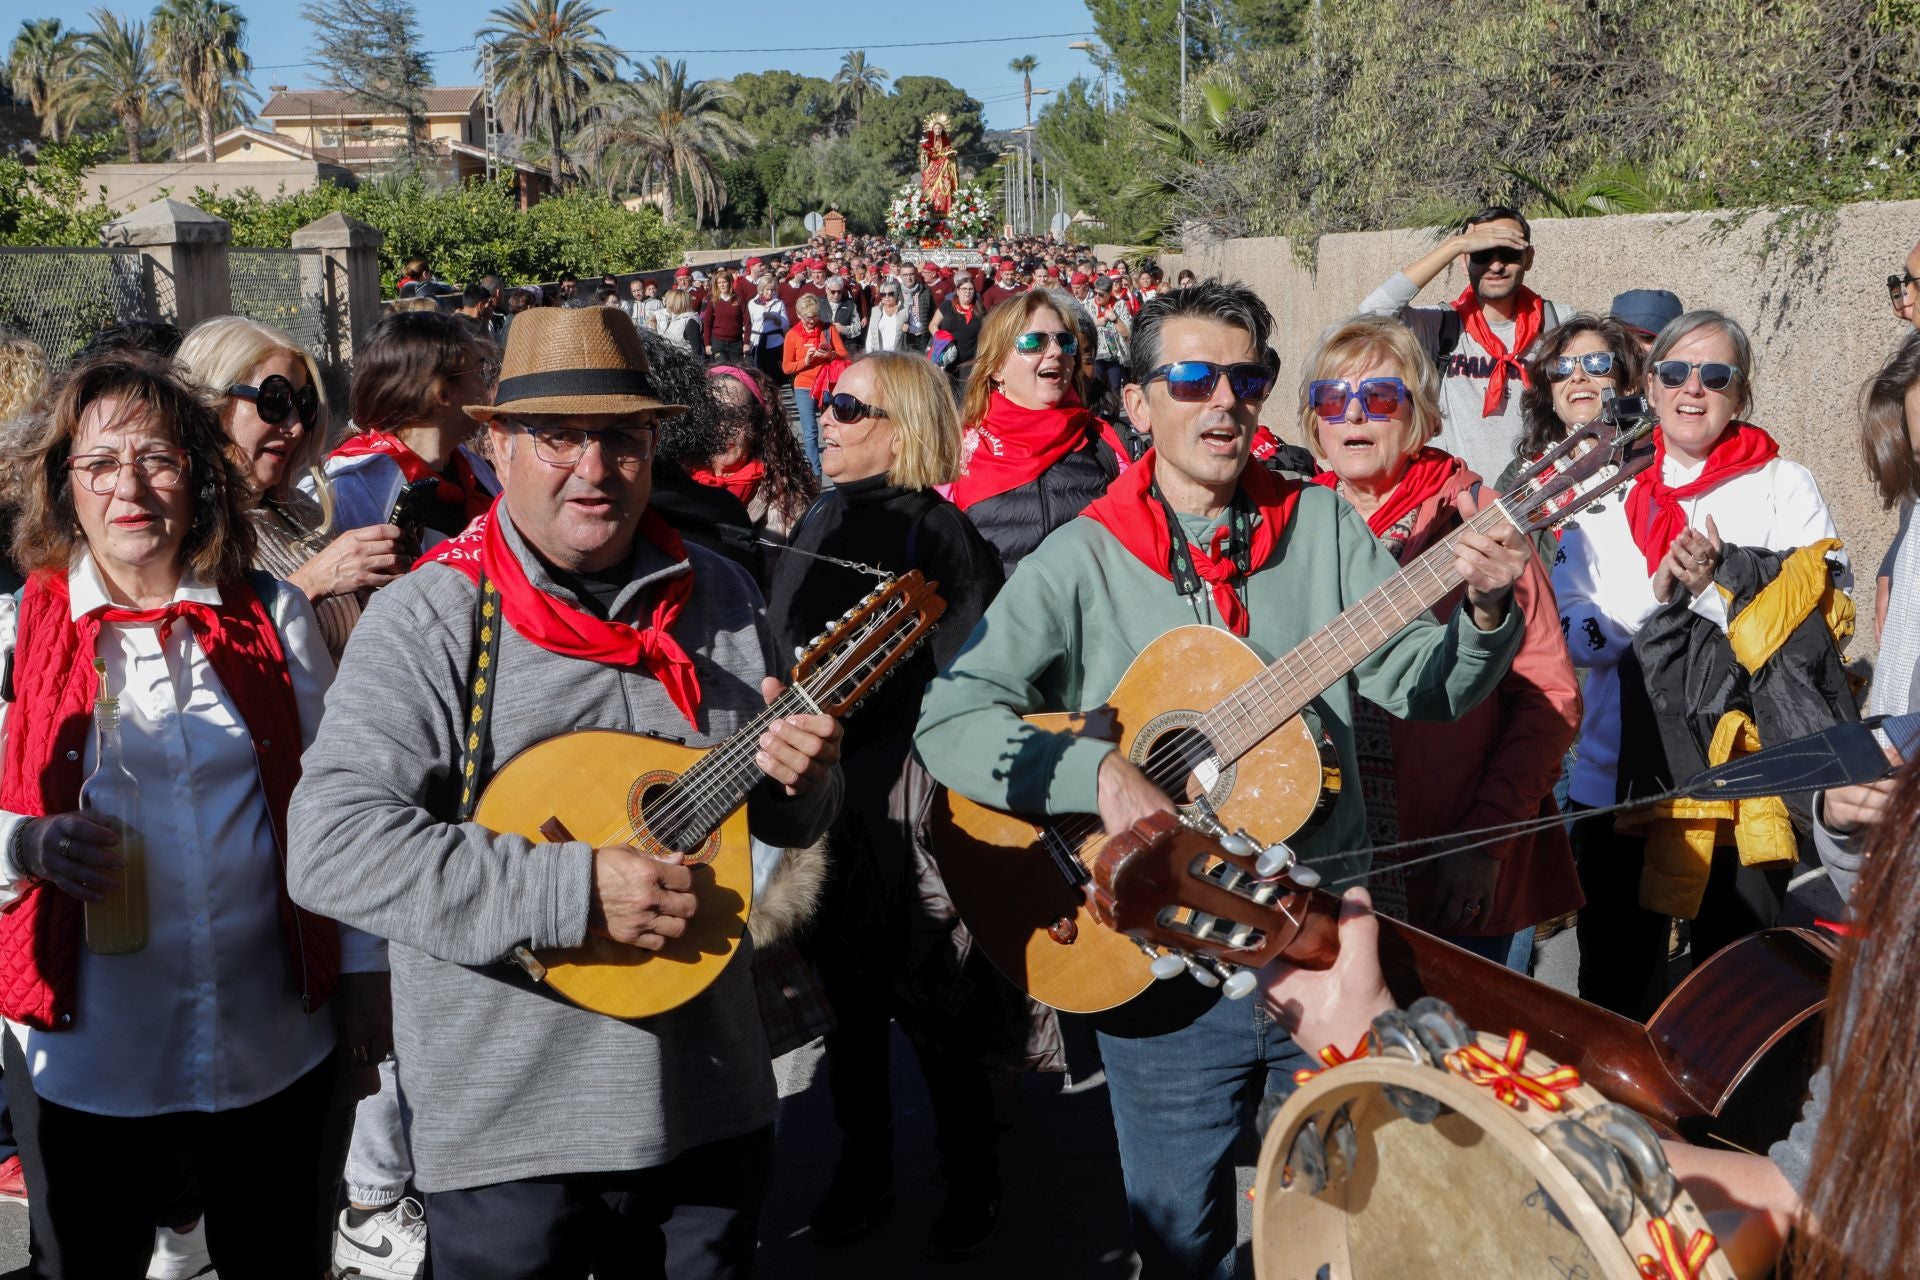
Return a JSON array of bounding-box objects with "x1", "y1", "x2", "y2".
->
[
  {"x1": 1442, "y1": 926, "x2": 1535, "y2": 974},
  {"x1": 1096, "y1": 992, "x2": 1312, "y2": 1280},
  {"x1": 792, "y1": 386, "x2": 821, "y2": 474}
]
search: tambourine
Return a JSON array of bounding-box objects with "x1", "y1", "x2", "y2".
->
[{"x1": 1252, "y1": 999, "x2": 1734, "y2": 1280}]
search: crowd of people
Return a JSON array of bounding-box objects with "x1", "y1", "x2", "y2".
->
[{"x1": 0, "y1": 204, "x2": 1907, "y2": 1280}]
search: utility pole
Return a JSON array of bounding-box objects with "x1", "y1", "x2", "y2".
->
[{"x1": 1178, "y1": 0, "x2": 1189, "y2": 122}]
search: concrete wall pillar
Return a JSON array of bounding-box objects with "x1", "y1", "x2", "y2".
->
[
  {"x1": 99, "y1": 199, "x2": 231, "y2": 331},
  {"x1": 291, "y1": 211, "x2": 385, "y2": 367}
]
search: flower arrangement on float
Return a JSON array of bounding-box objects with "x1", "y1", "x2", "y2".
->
[{"x1": 886, "y1": 181, "x2": 997, "y2": 245}]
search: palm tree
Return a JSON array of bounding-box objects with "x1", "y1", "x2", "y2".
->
[
  {"x1": 830, "y1": 49, "x2": 888, "y2": 130},
  {"x1": 581, "y1": 57, "x2": 751, "y2": 226},
  {"x1": 7, "y1": 19, "x2": 84, "y2": 144},
  {"x1": 152, "y1": 0, "x2": 255, "y2": 162},
  {"x1": 1009, "y1": 54, "x2": 1039, "y2": 131},
  {"x1": 66, "y1": 10, "x2": 172, "y2": 162},
  {"x1": 478, "y1": 0, "x2": 620, "y2": 188}
]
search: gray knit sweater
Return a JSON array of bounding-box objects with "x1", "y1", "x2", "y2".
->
[{"x1": 286, "y1": 507, "x2": 839, "y2": 1191}]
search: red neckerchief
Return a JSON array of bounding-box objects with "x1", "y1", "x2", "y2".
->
[
  {"x1": 689, "y1": 459, "x2": 766, "y2": 507},
  {"x1": 1623, "y1": 423, "x2": 1779, "y2": 576},
  {"x1": 953, "y1": 390, "x2": 1107, "y2": 510},
  {"x1": 330, "y1": 431, "x2": 494, "y2": 523},
  {"x1": 418, "y1": 500, "x2": 703, "y2": 730},
  {"x1": 1451, "y1": 285, "x2": 1544, "y2": 417},
  {"x1": 1082, "y1": 448, "x2": 1300, "y2": 636},
  {"x1": 0, "y1": 569, "x2": 335, "y2": 1028},
  {"x1": 1312, "y1": 445, "x2": 1464, "y2": 537}
]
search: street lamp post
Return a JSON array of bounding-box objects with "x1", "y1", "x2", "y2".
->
[
  {"x1": 1068, "y1": 40, "x2": 1110, "y2": 114},
  {"x1": 1179, "y1": 0, "x2": 1189, "y2": 122}
]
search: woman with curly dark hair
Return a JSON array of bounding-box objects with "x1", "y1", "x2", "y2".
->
[{"x1": 701, "y1": 364, "x2": 818, "y2": 542}]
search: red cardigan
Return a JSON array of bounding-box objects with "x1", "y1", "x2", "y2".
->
[{"x1": 1385, "y1": 467, "x2": 1584, "y2": 936}]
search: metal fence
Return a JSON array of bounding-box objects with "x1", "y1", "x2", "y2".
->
[
  {"x1": 0, "y1": 247, "x2": 147, "y2": 364},
  {"x1": 228, "y1": 248, "x2": 330, "y2": 365}
]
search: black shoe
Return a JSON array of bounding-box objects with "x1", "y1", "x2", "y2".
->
[
  {"x1": 925, "y1": 1176, "x2": 1001, "y2": 1263},
  {"x1": 809, "y1": 1159, "x2": 894, "y2": 1248}
]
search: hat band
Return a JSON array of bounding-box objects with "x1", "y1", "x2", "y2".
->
[{"x1": 495, "y1": 367, "x2": 657, "y2": 405}]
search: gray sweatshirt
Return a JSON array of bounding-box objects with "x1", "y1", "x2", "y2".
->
[
  {"x1": 1358, "y1": 271, "x2": 1567, "y2": 484},
  {"x1": 286, "y1": 508, "x2": 839, "y2": 1192}
]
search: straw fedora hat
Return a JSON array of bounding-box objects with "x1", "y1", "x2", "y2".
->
[{"x1": 465, "y1": 306, "x2": 687, "y2": 421}]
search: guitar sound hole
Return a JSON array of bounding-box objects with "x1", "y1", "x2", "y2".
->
[
  {"x1": 1139, "y1": 725, "x2": 1224, "y2": 806},
  {"x1": 634, "y1": 780, "x2": 696, "y2": 854}
]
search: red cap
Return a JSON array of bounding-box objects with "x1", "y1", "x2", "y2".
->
[
  {"x1": 744, "y1": 257, "x2": 762, "y2": 272},
  {"x1": 1070, "y1": 272, "x2": 1090, "y2": 288},
  {"x1": 675, "y1": 267, "x2": 692, "y2": 278}
]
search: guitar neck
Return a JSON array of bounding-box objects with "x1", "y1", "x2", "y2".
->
[
  {"x1": 1199, "y1": 499, "x2": 1514, "y2": 763},
  {"x1": 648, "y1": 687, "x2": 823, "y2": 849}
]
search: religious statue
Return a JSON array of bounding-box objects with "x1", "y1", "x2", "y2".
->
[{"x1": 920, "y1": 113, "x2": 958, "y2": 216}]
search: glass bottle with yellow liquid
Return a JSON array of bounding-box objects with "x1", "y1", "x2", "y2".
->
[{"x1": 81, "y1": 658, "x2": 147, "y2": 955}]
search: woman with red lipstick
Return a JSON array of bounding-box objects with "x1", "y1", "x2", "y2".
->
[
  {"x1": 1304, "y1": 313, "x2": 1581, "y2": 972},
  {"x1": 953, "y1": 290, "x2": 1130, "y2": 575},
  {"x1": 1553, "y1": 309, "x2": 1849, "y2": 1018},
  {"x1": 0, "y1": 350, "x2": 378, "y2": 1276}
]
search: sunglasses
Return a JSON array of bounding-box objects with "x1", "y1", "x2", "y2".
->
[
  {"x1": 229, "y1": 374, "x2": 318, "y2": 426},
  {"x1": 1890, "y1": 271, "x2": 1920, "y2": 300},
  {"x1": 824, "y1": 393, "x2": 890, "y2": 425},
  {"x1": 1013, "y1": 330, "x2": 1079, "y2": 356},
  {"x1": 1543, "y1": 352, "x2": 1618, "y2": 381},
  {"x1": 1467, "y1": 246, "x2": 1526, "y2": 266},
  {"x1": 1307, "y1": 377, "x2": 1410, "y2": 420},
  {"x1": 1146, "y1": 361, "x2": 1278, "y2": 403},
  {"x1": 1652, "y1": 360, "x2": 1742, "y2": 392}
]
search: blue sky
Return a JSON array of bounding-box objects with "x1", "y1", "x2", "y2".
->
[{"x1": 68, "y1": 0, "x2": 1102, "y2": 132}]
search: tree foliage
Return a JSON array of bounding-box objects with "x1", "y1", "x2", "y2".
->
[
  {"x1": 151, "y1": 0, "x2": 254, "y2": 164},
  {"x1": 579, "y1": 57, "x2": 751, "y2": 226},
  {"x1": 478, "y1": 0, "x2": 619, "y2": 187},
  {"x1": 299, "y1": 0, "x2": 433, "y2": 166},
  {"x1": 0, "y1": 133, "x2": 117, "y2": 244},
  {"x1": 63, "y1": 10, "x2": 172, "y2": 163},
  {"x1": 7, "y1": 19, "x2": 83, "y2": 145}
]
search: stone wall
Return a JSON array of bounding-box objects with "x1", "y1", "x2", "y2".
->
[
  {"x1": 1142, "y1": 203, "x2": 1920, "y2": 657},
  {"x1": 85, "y1": 161, "x2": 359, "y2": 213}
]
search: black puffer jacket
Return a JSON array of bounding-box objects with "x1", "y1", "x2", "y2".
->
[{"x1": 964, "y1": 434, "x2": 1121, "y2": 576}]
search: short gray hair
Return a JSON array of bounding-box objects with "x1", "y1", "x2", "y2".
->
[
  {"x1": 1648, "y1": 309, "x2": 1756, "y2": 414},
  {"x1": 1128, "y1": 280, "x2": 1275, "y2": 384}
]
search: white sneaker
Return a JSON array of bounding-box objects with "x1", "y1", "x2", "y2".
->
[
  {"x1": 146, "y1": 1218, "x2": 212, "y2": 1280},
  {"x1": 333, "y1": 1197, "x2": 428, "y2": 1280}
]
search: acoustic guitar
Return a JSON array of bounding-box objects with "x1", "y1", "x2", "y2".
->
[
  {"x1": 930, "y1": 412, "x2": 1655, "y2": 1013},
  {"x1": 473, "y1": 570, "x2": 945, "y2": 1019},
  {"x1": 1090, "y1": 810, "x2": 1833, "y2": 1151}
]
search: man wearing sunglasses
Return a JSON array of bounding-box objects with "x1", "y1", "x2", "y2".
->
[
  {"x1": 287, "y1": 306, "x2": 844, "y2": 1278},
  {"x1": 918, "y1": 281, "x2": 1530, "y2": 1280},
  {"x1": 1360, "y1": 205, "x2": 1569, "y2": 484}
]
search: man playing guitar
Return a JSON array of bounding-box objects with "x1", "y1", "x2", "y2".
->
[
  {"x1": 914, "y1": 281, "x2": 1532, "y2": 1278},
  {"x1": 286, "y1": 307, "x2": 843, "y2": 1278}
]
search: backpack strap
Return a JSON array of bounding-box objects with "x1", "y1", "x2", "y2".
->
[{"x1": 1433, "y1": 308, "x2": 1465, "y2": 371}]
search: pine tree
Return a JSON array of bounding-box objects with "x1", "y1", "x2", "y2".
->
[{"x1": 298, "y1": 0, "x2": 433, "y2": 168}]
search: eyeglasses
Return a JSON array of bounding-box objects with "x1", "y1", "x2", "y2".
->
[
  {"x1": 1468, "y1": 246, "x2": 1526, "y2": 266},
  {"x1": 228, "y1": 374, "x2": 318, "y2": 427},
  {"x1": 1146, "y1": 361, "x2": 1278, "y2": 404},
  {"x1": 67, "y1": 450, "x2": 188, "y2": 495},
  {"x1": 1652, "y1": 360, "x2": 1742, "y2": 392},
  {"x1": 1890, "y1": 272, "x2": 1920, "y2": 301},
  {"x1": 1307, "y1": 377, "x2": 1410, "y2": 420},
  {"x1": 1013, "y1": 330, "x2": 1079, "y2": 355},
  {"x1": 823, "y1": 393, "x2": 890, "y2": 425},
  {"x1": 1543, "y1": 352, "x2": 1618, "y2": 382},
  {"x1": 512, "y1": 422, "x2": 657, "y2": 468}
]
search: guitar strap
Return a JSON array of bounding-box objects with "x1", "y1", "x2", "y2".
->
[
  {"x1": 1152, "y1": 481, "x2": 1253, "y2": 622},
  {"x1": 454, "y1": 577, "x2": 505, "y2": 824}
]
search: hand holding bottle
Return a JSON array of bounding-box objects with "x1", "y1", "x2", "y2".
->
[{"x1": 13, "y1": 813, "x2": 123, "y2": 902}]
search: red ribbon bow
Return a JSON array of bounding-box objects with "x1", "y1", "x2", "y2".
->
[
  {"x1": 1636, "y1": 1217, "x2": 1720, "y2": 1280},
  {"x1": 1444, "y1": 1030, "x2": 1582, "y2": 1111},
  {"x1": 95, "y1": 601, "x2": 216, "y2": 641},
  {"x1": 1291, "y1": 1035, "x2": 1371, "y2": 1086}
]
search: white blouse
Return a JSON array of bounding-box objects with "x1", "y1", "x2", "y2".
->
[
  {"x1": 1553, "y1": 452, "x2": 1848, "y2": 808},
  {"x1": 0, "y1": 554, "x2": 383, "y2": 1117},
  {"x1": 865, "y1": 307, "x2": 907, "y2": 353}
]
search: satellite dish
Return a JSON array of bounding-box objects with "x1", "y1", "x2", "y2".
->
[
  {"x1": 1050, "y1": 211, "x2": 1072, "y2": 239},
  {"x1": 804, "y1": 211, "x2": 825, "y2": 233}
]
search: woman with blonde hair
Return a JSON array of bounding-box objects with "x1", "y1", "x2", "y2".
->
[
  {"x1": 655, "y1": 286, "x2": 701, "y2": 355},
  {"x1": 0, "y1": 335, "x2": 53, "y2": 595},
  {"x1": 764, "y1": 351, "x2": 1018, "y2": 1261},
  {"x1": 784, "y1": 292, "x2": 847, "y2": 474},
  {"x1": 952, "y1": 288, "x2": 1129, "y2": 575},
  {"x1": 1303, "y1": 313, "x2": 1580, "y2": 970},
  {"x1": 175, "y1": 316, "x2": 400, "y2": 663}
]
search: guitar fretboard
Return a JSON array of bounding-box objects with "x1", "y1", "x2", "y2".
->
[{"x1": 1195, "y1": 497, "x2": 1517, "y2": 764}]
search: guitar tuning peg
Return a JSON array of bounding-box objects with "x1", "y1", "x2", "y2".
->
[
  {"x1": 1288, "y1": 864, "x2": 1322, "y2": 890},
  {"x1": 1182, "y1": 955, "x2": 1222, "y2": 988},
  {"x1": 1220, "y1": 966, "x2": 1258, "y2": 1001},
  {"x1": 1219, "y1": 830, "x2": 1256, "y2": 857},
  {"x1": 1146, "y1": 945, "x2": 1187, "y2": 982},
  {"x1": 1254, "y1": 841, "x2": 1295, "y2": 878}
]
